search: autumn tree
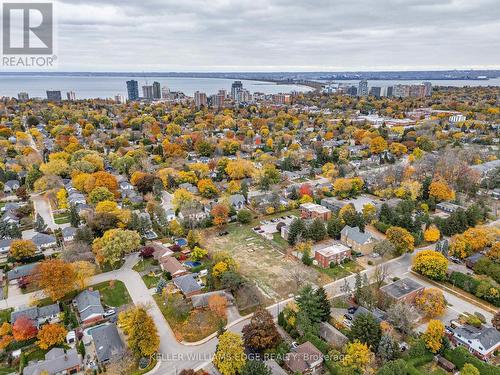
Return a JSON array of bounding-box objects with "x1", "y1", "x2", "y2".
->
[
  {"x1": 213, "y1": 331, "x2": 246, "y2": 375},
  {"x1": 415, "y1": 288, "x2": 446, "y2": 318},
  {"x1": 9, "y1": 239, "x2": 36, "y2": 260},
  {"x1": 12, "y1": 316, "x2": 37, "y2": 341},
  {"x1": 492, "y1": 311, "x2": 500, "y2": 330},
  {"x1": 190, "y1": 246, "x2": 208, "y2": 261},
  {"x1": 460, "y1": 363, "x2": 480, "y2": 375},
  {"x1": 241, "y1": 361, "x2": 271, "y2": 375},
  {"x1": 37, "y1": 323, "x2": 67, "y2": 349},
  {"x1": 172, "y1": 188, "x2": 194, "y2": 210},
  {"x1": 0, "y1": 322, "x2": 11, "y2": 337},
  {"x1": 424, "y1": 225, "x2": 440, "y2": 243},
  {"x1": 423, "y1": 319, "x2": 445, "y2": 353},
  {"x1": 370, "y1": 136, "x2": 388, "y2": 154},
  {"x1": 197, "y1": 179, "x2": 219, "y2": 198},
  {"x1": 211, "y1": 204, "x2": 229, "y2": 227},
  {"x1": 72, "y1": 261, "x2": 95, "y2": 290},
  {"x1": 92, "y1": 229, "x2": 141, "y2": 266},
  {"x1": 118, "y1": 306, "x2": 160, "y2": 357},
  {"x1": 386, "y1": 226, "x2": 414, "y2": 254},
  {"x1": 242, "y1": 307, "x2": 281, "y2": 351},
  {"x1": 341, "y1": 340, "x2": 373, "y2": 373},
  {"x1": 429, "y1": 178, "x2": 455, "y2": 202},
  {"x1": 413, "y1": 250, "x2": 448, "y2": 281},
  {"x1": 208, "y1": 294, "x2": 228, "y2": 319},
  {"x1": 35, "y1": 259, "x2": 76, "y2": 301},
  {"x1": 88, "y1": 187, "x2": 114, "y2": 204}
]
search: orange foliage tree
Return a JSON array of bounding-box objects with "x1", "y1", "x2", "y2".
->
[
  {"x1": 12, "y1": 316, "x2": 37, "y2": 341},
  {"x1": 37, "y1": 323, "x2": 67, "y2": 349}
]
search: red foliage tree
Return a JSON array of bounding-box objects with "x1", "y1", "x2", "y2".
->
[
  {"x1": 12, "y1": 316, "x2": 37, "y2": 341},
  {"x1": 299, "y1": 184, "x2": 313, "y2": 197}
]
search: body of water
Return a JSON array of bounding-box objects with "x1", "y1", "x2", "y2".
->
[{"x1": 0, "y1": 75, "x2": 313, "y2": 99}]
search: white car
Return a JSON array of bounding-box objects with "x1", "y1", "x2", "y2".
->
[{"x1": 104, "y1": 309, "x2": 116, "y2": 317}]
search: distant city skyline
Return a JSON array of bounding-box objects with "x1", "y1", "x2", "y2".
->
[{"x1": 3, "y1": 0, "x2": 499, "y2": 72}]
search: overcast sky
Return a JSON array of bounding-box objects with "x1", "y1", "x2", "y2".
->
[{"x1": 46, "y1": 0, "x2": 500, "y2": 71}]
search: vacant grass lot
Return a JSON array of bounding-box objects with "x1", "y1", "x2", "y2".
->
[
  {"x1": 315, "y1": 260, "x2": 364, "y2": 280},
  {"x1": 153, "y1": 293, "x2": 223, "y2": 342},
  {"x1": 202, "y1": 218, "x2": 329, "y2": 301},
  {"x1": 53, "y1": 212, "x2": 70, "y2": 224}
]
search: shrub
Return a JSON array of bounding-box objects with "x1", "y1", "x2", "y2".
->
[{"x1": 444, "y1": 347, "x2": 499, "y2": 375}]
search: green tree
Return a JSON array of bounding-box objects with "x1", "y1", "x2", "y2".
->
[
  {"x1": 241, "y1": 360, "x2": 271, "y2": 375},
  {"x1": 237, "y1": 209, "x2": 252, "y2": 224},
  {"x1": 88, "y1": 187, "x2": 114, "y2": 204},
  {"x1": 92, "y1": 229, "x2": 141, "y2": 266},
  {"x1": 34, "y1": 213, "x2": 47, "y2": 232},
  {"x1": 377, "y1": 334, "x2": 399, "y2": 362},
  {"x1": 296, "y1": 284, "x2": 323, "y2": 323},
  {"x1": 307, "y1": 218, "x2": 326, "y2": 241},
  {"x1": 460, "y1": 363, "x2": 480, "y2": 375},
  {"x1": 327, "y1": 214, "x2": 344, "y2": 239},
  {"x1": 349, "y1": 313, "x2": 382, "y2": 350},
  {"x1": 288, "y1": 218, "x2": 306, "y2": 245},
  {"x1": 69, "y1": 205, "x2": 80, "y2": 227},
  {"x1": 315, "y1": 287, "x2": 331, "y2": 322}
]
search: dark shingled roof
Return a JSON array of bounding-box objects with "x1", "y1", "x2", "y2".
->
[{"x1": 380, "y1": 277, "x2": 424, "y2": 299}]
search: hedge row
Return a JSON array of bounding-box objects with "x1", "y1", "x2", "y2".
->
[{"x1": 444, "y1": 347, "x2": 500, "y2": 375}]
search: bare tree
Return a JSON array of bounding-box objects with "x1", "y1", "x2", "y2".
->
[
  {"x1": 386, "y1": 301, "x2": 419, "y2": 334},
  {"x1": 372, "y1": 264, "x2": 389, "y2": 289}
]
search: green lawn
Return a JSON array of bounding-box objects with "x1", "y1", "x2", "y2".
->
[
  {"x1": 133, "y1": 258, "x2": 158, "y2": 273},
  {"x1": 24, "y1": 347, "x2": 47, "y2": 363},
  {"x1": 0, "y1": 308, "x2": 13, "y2": 323},
  {"x1": 92, "y1": 280, "x2": 131, "y2": 308},
  {"x1": 0, "y1": 368, "x2": 16, "y2": 375},
  {"x1": 315, "y1": 260, "x2": 363, "y2": 281},
  {"x1": 53, "y1": 212, "x2": 70, "y2": 224},
  {"x1": 142, "y1": 274, "x2": 161, "y2": 289},
  {"x1": 417, "y1": 361, "x2": 448, "y2": 375}
]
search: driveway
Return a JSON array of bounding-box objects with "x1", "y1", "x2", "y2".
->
[
  {"x1": 32, "y1": 194, "x2": 58, "y2": 230},
  {"x1": 161, "y1": 191, "x2": 174, "y2": 212}
]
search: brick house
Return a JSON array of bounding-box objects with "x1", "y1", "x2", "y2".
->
[
  {"x1": 447, "y1": 324, "x2": 500, "y2": 360},
  {"x1": 313, "y1": 242, "x2": 351, "y2": 268},
  {"x1": 380, "y1": 277, "x2": 424, "y2": 303},
  {"x1": 300, "y1": 203, "x2": 332, "y2": 221},
  {"x1": 284, "y1": 341, "x2": 323, "y2": 375}
]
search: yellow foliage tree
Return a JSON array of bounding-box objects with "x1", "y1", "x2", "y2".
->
[
  {"x1": 56, "y1": 188, "x2": 68, "y2": 209},
  {"x1": 423, "y1": 319, "x2": 445, "y2": 353},
  {"x1": 213, "y1": 332, "x2": 246, "y2": 375},
  {"x1": 415, "y1": 288, "x2": 446, "y2": 318},
  {"x1": 429, "y1": 178, "x2": 455, "y2": 202},
  {"x1": 386, "y1": 226, "x2": 415, "y2": 254},
  {"x1": 341, "y1": 340, "x2": 372, "y2": 372},
  {"x1": 413, "y1": 250, "x2": 448, "y2": 281},
  {"x1": 37, "y1": 323, "x2": 67, "y2": 350},
  {"x1": 424, "y1": 225, "x2": 440, "y2": 243}
]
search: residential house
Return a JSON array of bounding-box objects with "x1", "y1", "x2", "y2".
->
[
  {"x1": 11, "y1": 303, "x2": 60, "y2": 327},
  {"x1": 74, "y1": 290, "x2": 105, "y2": 325},
  {"x1": 23, "y1": 348, "x2": 82, "y2": 375},
  {"x1": 380, "y1": 277, "x2": 424, "y2": 303},
  {"x1": 90, "y1": 323, "x2": 124, "y2": 363},
  {"x1": 340, "y1": 225, "x2": 376, "y2": 254},
  {"x1": 62, "y1": 226, "x2": 77, "y2": 242},
  {"x1": 160, "y1": 256, "x2": 188, "y2": 278},
  {"x1": 229, "y1": 194, "x2": 246, "y2": 211},
  {"x1": 68, "y1": 192, "x2": 86, "y2": 206},
  {"x1": 4, "y1": 180, "x2": 20, "y2": 193},
  {"x1": 436, "y1": 202, "x2": 463, "y2": 214},
  {"x1": 173, "y1": 274, "x2": 202, "y2": 298},
  {"x1": 191, "y1": 290, "x2": 234, "y2": 309},
  {"x1": 353, "y1": 306, "x2": 386, "y2": 323},
  {"x1": 1, "y1": 210, "x2": 20, "y2": 225},
  {"x1": 319, "y1": 321, "x2": 349, "y2": 347},
  {"x1": 264, "y1": 360, "x2": 288, "y2": 375},
  {"x1": 313, "y1": 242, "x2": 351, "y2": 268},
  {"x1": 7, "y1": 263, "x2": 38, "y2": 282},
  {"x1": 32, "y1": 233, "x2": 57, "y2": 250},
  {"x1": 284, "y1": 341, "x2": 324, "y2": 375},
  {"x1": 0, "y1": 238, "x2": 12, "y2": 258},
  {"x1": 300, "y1": 203, "x2": 331, "y2": 221},
  {"x1": 465, "y1": 253, "x2": 485, "y2": 270},
  {"x1": 447, "y1": 324, "x2": 500, "y2": 360}
]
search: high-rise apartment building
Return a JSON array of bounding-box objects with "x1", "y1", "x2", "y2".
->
[
  {"x1": 423, "y1": 82, "x2": 432, "y2": 97},
  {"x1": 231, "y1": 81, "x2": 243, "y2": 100},
  {"x1": 194, "y1": 91, "x2": 207, "y2": 108},
  {"x1": 115, "y1": 94, "x2": 126, "y2": 104},
  {"x1": 369, "y1": 87, "x2": 381, "y2": 98},
  {"x1": 152, "y1": 81, "x2": 161, "y2": 99},
  {"x1": 161, "y1": 87, "x2": 170, "y2": 99},
  {"x1": 46, "y1": 90, "x2": 62, "y2": 101},
  {"x1": 393, "y1": 84, "x2": 410, "y2": 98},
  {"x1": 18, "y1": 92, "x2": 29, "y2": 101},
  {"x1": 358, "y1": 80, "x2": 368, "y2": 96},
  {"x1": 66, "y1": 91, "x2": 76, "y2": 101},
  {"x1": 126, "y1": 80, "x2": 139, "y2": 101},
  {"x1": 142, "y1": 85, "x2": 153, "y2": 99}
]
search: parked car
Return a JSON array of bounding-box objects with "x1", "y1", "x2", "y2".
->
[
  {"x1": 218, "y1": 231, "x2": 229, "y2": 236},
  {"x1": 343, "y1": 319, "x2": 352, "y2": 328},
  {"x1": 344, "y1": 313, "x2": 353, "y2": 321},
  {"x1": 104, "y1": 309, "x2": 116, "y2": 317},
  {"x1": 347, "y1": 306, "x2": 358, "y2": 314},
  {"x1": 291, "y1": 342, "x2": 298, "y2": 349}
]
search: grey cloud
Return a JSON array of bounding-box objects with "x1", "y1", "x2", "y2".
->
[{"x1": 51, "y1": 0, "x2": 500, "y2": 71}]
